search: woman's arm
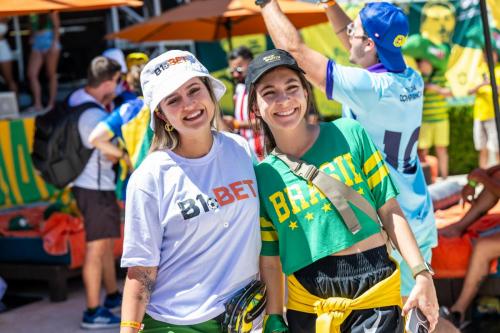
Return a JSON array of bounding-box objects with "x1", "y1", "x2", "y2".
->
[
  {"x1": 377, "y1": 198, "x2": 439, "y2": 331},
  {"x1": 120, "y1": 266, "x2": 158, "y2": 333},
  {"x1": 260, "y1": 255, "x2": 285, "y2": 315},
  {"x1": 50, "y1": 12, "x2": 60, "y2": 42}
]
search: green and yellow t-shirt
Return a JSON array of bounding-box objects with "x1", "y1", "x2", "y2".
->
[
  {"x1": 474, "y1": 64, "x2": 500, "y2": 121},
  {"x1": 422, "y1": 72, "x2": 450, "y2": 123},
  {"x1": 256, "y1": 119, "x2": 399, "y2": 276}
]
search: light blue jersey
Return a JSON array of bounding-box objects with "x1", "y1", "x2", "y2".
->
[{"x1": 326, "y1": 60, "x2": 437, "y2": 252}]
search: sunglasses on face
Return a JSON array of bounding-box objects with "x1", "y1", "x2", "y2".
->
[
  {"x1": 230, "y1": 66, "x2": 244, "y2": 74},
  {"x1": 347, "y1": 22, "x2": 369, "y2": 40}
]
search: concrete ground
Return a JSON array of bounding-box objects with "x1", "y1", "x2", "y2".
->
[{"x1": 0, "y1": 278, "x2": 122, "y2": 333}]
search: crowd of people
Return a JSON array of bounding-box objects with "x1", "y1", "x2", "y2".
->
[{"x1": 1, "y1": 1, "x2": 499, "y2": 333}]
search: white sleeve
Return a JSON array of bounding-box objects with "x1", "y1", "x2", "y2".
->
[
  {"x1": 326, "y1": 60, "x2": 383, "y2": 117},
  {"x1": 121, "y1": 169, "x2": 163, "y2": 268},
  {"x1": 78, "y1": 108, "x2": 107, "y2": 149}
]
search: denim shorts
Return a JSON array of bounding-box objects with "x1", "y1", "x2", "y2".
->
[
  {"x1": 287, "y1": 246, "x2": 404, "y2": 333},
  {"x1": 32, "y1": 30, "x2": 60, "y2": 53}
]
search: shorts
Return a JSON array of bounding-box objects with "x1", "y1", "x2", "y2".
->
[
  {"x1": 141, "y1": 313, "x2": 223, "y2": 333},
  {"x1": 287, "y1": 246, "x2": 404, "y2": 333},
  {"x1": 418, "y1": 120, "x2": 450, "y2": 149},
  {"x1": 72, "y1": 186, "x2": 121, "y2": 242},
  {"x1": 473, "y1": 119, "x2": 499, "y2": 152},
  {"x1": 32, "y1": 30, "x2": 60, "y2": 53},
  {"x1": 0, "y1": 40, "x2": 13, "y2": 62}
]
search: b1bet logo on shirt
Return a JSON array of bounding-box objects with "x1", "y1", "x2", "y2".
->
[{"x1": 177, "y1": 179, "x2": 257, "y2": 220}]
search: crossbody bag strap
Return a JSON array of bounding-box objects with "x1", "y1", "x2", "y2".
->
[
  {"x1": 273, "y1": 149, "x2": 373, "y2": 234},
  {"x1": 272, "y1": 149, "x2": 393, "y2": 252}
]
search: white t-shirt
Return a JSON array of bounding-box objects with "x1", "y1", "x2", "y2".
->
[
  {"x1": 122, "y1": 131, "x2": 261, "y2": 325},
  {"x1": 68, "y1": 88, "x2": 116, "y2": 191}
]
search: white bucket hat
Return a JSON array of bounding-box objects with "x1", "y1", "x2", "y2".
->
[{"x1": 140, "y1": 50, "x2": 226, "y2": 129}]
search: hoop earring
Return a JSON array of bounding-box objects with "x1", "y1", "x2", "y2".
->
[{"x1": 164, "y1": 122, "x2": 174, "y2": 132}]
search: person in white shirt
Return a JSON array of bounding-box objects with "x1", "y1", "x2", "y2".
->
[
  {"x1": 119, "y1": 50, "x2": 261, "y2": 333},
  {"x1": 69, "y1": 56, "x2": 123, "y2": 329}
]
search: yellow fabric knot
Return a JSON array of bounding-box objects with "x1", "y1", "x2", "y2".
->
[
  {"x1": 286, "y1": 259, "x2": 403, "y2": 333},
  {"x1": 314, "y1": 297, "x2": 354, "y2": 332}
]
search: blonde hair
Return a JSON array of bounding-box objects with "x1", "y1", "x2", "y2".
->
[{"x1": 149, "y1": 77, "x2": 221, "y2": 152}]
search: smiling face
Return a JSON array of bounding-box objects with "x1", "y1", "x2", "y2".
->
[
  {"x1": 157, "y1": 77, "x2": 216, "y2": 139},
  {"x1": 253, "y1": 67, "x2": 308, "y2": 132}
]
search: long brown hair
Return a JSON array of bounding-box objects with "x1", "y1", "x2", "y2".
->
[
  {"x1": 149, "y1": 77, "x2": 221, "y2": 152},
  {"x1": 247, "y1": 67, "x2": 316, "y2": 154}
]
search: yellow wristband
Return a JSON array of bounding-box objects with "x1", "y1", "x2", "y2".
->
[
  {"x1": 233, "y1": 119, "x2": 240, "y2": 130},
  {"x1": 320, "y1": 0, "x2": 336, "y2": 9},
  {"x1": 120, "y1": 321, "x2": 143, "y2": 330}
]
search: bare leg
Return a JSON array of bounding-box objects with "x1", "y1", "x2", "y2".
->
[
  {"x1": 0, "y1": 60, "x2": 17, "y2": 94},
  {"x1": 102, "y1": 238, "x2": 118, "y2": 294},
  {"x1": 435, "y1": 146, "x2": 448, "y2": 179},
  {"x1": 478, "y1": 149, "x2": 489, "y2": 169},
  {"x1": 418, "y1": 148, "x2": 428, "y2": 163},
  {"x1": 83, "y1": 239, "x2": 109, "y2": 308},
  {"x1": 450, "y1": 234, "x2": 500, "y2": 319},
  {"x1": 27, "y1": 50, "x2": 44, "y2": 110},
  {"x1": 44, "y1": 46, "x2": 60, "y2": 109}
]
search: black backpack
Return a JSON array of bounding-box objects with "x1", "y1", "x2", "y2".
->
[{"x1": 31, "y1": 99, "x2": 104, "y2": 189}]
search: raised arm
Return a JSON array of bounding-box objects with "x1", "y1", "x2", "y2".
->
[
  {"x1": 259, "y1": 0, "x2": 328, "y2": 92},
  {"x1": 120, "y1": 266, "x2": 158, "y2": 333},
  {"x1": 324, "y1": 2, "x2": 352, "y2": 50}
]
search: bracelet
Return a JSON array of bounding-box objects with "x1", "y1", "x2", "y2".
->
[
  {"x1": 319, "y1": 0, "x2": 336, "y2": 9},
  {"x1": 120, "y1": 321, "x2": 143, "y2": 330},
  {"x1": 233, "y1": 119, "x2": 240, "y2": 130},
  {"x1": 468, "y1": 179, "x2": 478, "y2": 188},
  {"x1": 255, "y1": 0, "x2": 271, "y2": 7}
]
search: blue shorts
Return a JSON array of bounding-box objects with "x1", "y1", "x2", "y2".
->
[
  {"x1": 32, "y1": 30, "x2": 60, "y2": 53},
  {"x1": 391, "y1": 221, "x2": 437, "y2": 296}
]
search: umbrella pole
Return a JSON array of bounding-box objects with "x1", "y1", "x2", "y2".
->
[
  {"x1": 224, "y1": 18, "x2": 233, "y2": 51},
  {"x1": 479, "y1": 0, "x2": 500, "y2": 151}
]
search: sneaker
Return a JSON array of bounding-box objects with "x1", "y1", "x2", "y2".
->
[
  {"x1": 81, "y1": 306, "x2": 120, "y2": 329},
  {"x1": 103, "y1": 291, "x2": 122, "y2": 312}
]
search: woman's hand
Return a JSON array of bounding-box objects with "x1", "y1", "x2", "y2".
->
[{"x1": 403, "y1": 272, "x2": 439, "y2": 332}]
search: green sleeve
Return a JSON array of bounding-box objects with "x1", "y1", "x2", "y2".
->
[
  {"x1": 356, "y1": 125, "x2": 399, "y2": 209},
  {"x1": 259, "y1": 194, "x2": 280, "y2": 256}
]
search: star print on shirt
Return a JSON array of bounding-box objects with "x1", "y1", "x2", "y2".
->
[
  {"x1": 305, "y1": 212, "x2": 314, "y2": 221},
  {"x1": 357, "y1": 188, "x2": 365, "y2": 195},
  {"x1": 289, "y1": 221, "x2": 298, "y2": 230},
  {"x1": 322, "y1": 203, "x2": 332, "y2": 212}
]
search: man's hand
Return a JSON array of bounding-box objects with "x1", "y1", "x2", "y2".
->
[
  {"x1": 402, "y1": 272, "x2": 439, "y2": 332},
  {"x1": 461, "y1": 184, "x2": 476, "y2": 205},
  {"x1": 468, "y1": 168, "x2": 488, "y2": 183}
]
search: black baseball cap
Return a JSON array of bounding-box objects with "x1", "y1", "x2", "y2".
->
[{"x1": 245, "y1": 49, "x2": 305, "y2": 89}]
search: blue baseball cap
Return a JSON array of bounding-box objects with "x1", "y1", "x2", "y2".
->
[{"x1": 359, "y1": 2, "x2": 409, "y2": 73}]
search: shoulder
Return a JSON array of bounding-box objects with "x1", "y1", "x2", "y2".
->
[
  {"x1": 218, "y1": 131, "x2": 253, "y2": 154},
  {"x1": 128, "y1": 151, "x2": 175, "y2": 192},
  {"x1": 329, "y1": 118, "x2": 364, "y2": 135}
]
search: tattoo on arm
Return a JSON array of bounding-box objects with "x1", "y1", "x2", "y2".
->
[{"x1": 128, "y1": 267, "x2": 157, "y2": 304}]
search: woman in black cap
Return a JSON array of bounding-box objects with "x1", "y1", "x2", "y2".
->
[{"x1": 247, "y1": 49, "x2": 438, "y2": 333}]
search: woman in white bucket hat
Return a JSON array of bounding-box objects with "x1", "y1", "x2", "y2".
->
[{"x1": 119, "y1": 50, "x2": 262, "y2": 333}]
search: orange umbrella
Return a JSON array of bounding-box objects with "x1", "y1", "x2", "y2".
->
[
  {"x1": 0, "y1": 0, "x2": 143, "y2": 16},
  {"x1": 106, "y1": 0, "x2": 327, "y2": 47}
]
